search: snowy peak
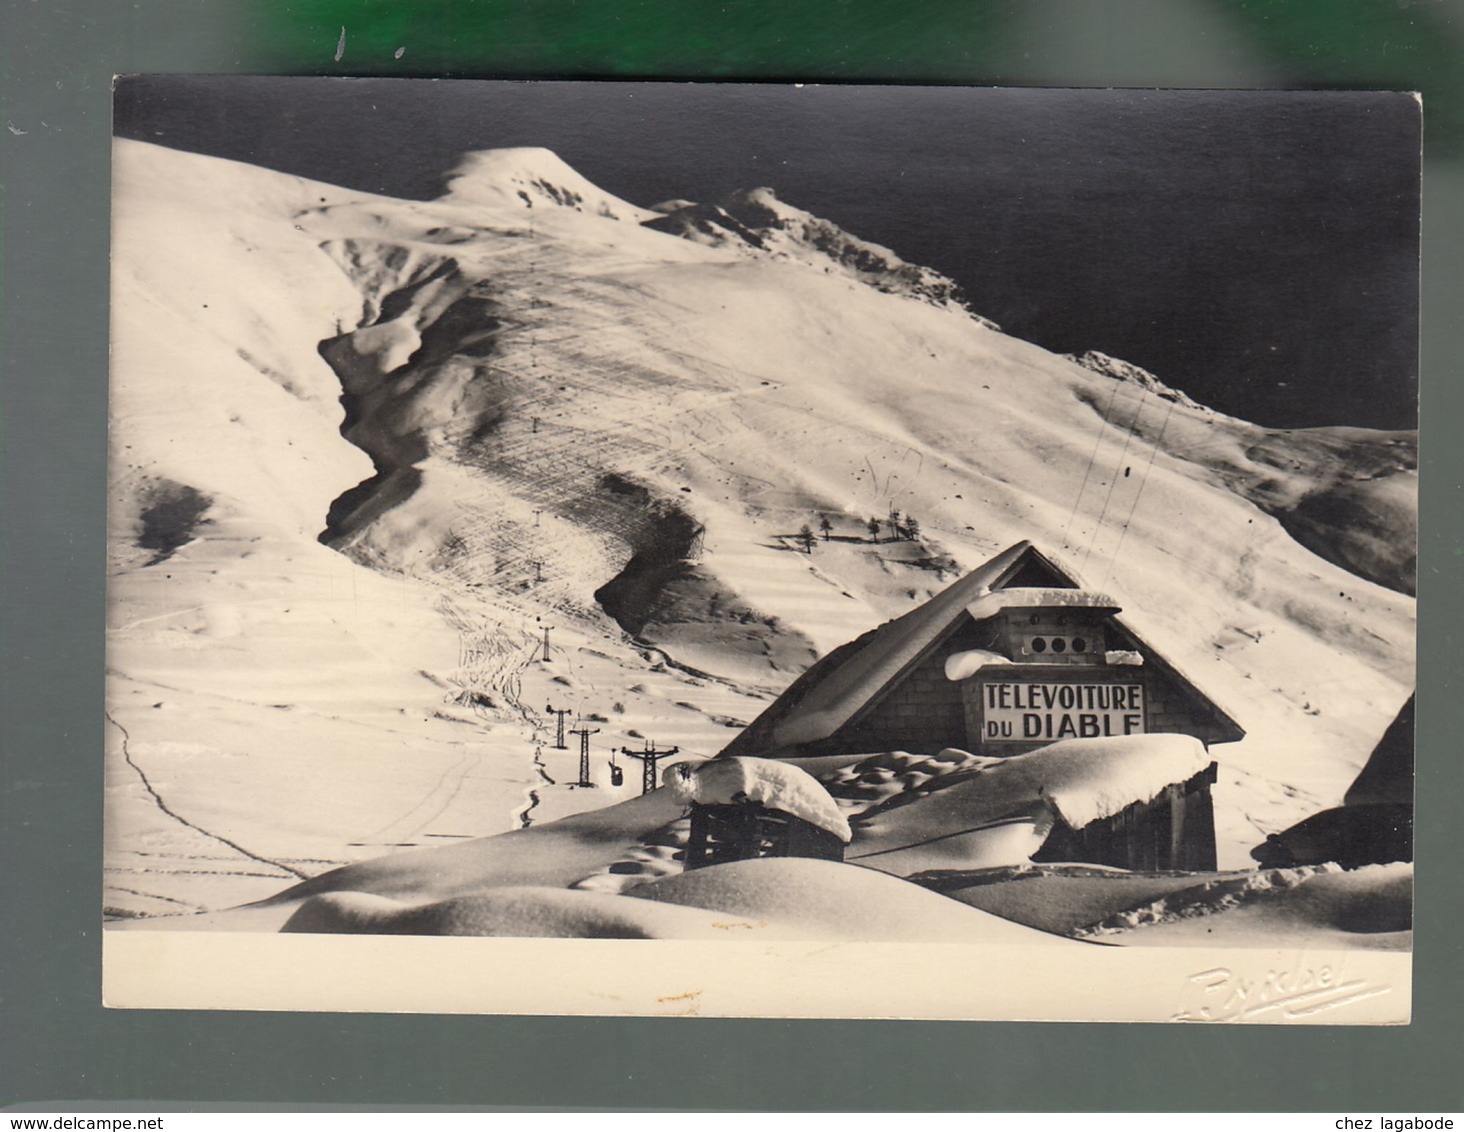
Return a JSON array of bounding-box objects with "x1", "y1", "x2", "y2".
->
[
  {"x1": 440, "y1": 151, "x2": 982, "y2": 317},
  {"x1": 645, "y1": 187, "x2": 992, "y2": 320},
  {"x1": 1063, "y1": 350, "x2": 1212, "y2": 413},
  {"x1": 440, "y1": 146, "x2": 655, "y2": 222}
]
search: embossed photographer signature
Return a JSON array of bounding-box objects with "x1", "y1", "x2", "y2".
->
[{"x1": 1173, "y1": 965, "x2": 1392, "y2": 1023}]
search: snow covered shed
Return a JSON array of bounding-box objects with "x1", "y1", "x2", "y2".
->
[
  {"x1": 721, "y1": 540, "x2": 1244, "y2": 761},
  {"x1": 668, "y1": 757, "x2": 852, "y2": 871}
]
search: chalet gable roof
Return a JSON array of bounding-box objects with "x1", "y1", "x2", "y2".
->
[{"x1": 723, "y1": 540, "x2": 1244, "y2": 756}]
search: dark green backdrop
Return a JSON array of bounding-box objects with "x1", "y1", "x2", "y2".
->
[{"x1": 3, "y1": 0, "x2": 1462, "y2": 1112}]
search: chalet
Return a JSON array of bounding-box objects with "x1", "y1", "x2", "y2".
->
[
  {"x1": 721, "y1": 540, "x2": 1245, "y2": 871},
  {"x1": 723, "y1": 540, "x2": 1242, "y2": 760}
]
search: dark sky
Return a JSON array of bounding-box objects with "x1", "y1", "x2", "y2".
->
[{"x1": 114, "y1": 77, "x2": 1420, "y2": 430}]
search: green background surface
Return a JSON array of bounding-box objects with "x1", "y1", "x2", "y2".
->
[{"x1": 3, "y1": 0, "x2": 1462, "y2": 1112}]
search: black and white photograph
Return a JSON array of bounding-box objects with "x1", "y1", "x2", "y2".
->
[{"x1": 102, "y1": 78, "x2": 1418, "y2": 1021}]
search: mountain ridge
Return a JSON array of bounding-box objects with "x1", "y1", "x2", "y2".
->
[{"x1": 644, "y1": 185, "x2": 989, "y2": 319}]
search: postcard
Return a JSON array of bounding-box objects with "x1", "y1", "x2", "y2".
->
[{"x1": 103, "y1": 78, "x2": 1418, "y2": 1021}]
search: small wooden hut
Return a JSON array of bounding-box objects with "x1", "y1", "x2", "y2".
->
[
  {"x1": 683, "y1": 802, "x2": 847, "y2": 871},
  {"x1": 667, "y1": 756, "x2": 853, "y2": 872},
  {"x1": 1035, "y1": 760, "x2": 1219, "y2": 872}
]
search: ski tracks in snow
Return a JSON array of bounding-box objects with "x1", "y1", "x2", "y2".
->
[
  {"x1": 435, "y1": 594, "x2": 559, "y2": 831},
  {"x1": 105, "y1": 710, "x2": 307, "y2": 880}
]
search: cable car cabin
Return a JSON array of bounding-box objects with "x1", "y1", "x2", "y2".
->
[{"x1": 683, "y1": 801, "x2": 847, "y2": 871}]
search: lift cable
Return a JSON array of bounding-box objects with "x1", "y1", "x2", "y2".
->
[
  {"x1": 1098, "y1": 397, "x2": 1179, "y2": 593},
  {"x1": 1060, "y1": 377, "x2": 1127, "y2": 550},
  {"x1": 1080, "y1": 385, "x2": 1152, "y2": 576}
]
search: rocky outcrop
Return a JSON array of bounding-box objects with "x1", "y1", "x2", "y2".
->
[{"x1": 646, "y1": 187, "x2": 997, "y2": 323}]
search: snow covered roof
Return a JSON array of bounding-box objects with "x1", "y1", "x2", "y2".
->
[
  {"x1": 1002, "y1": 733, "x2": 1212, "y2": 829},
  {"x1": 667, "y1": 756, "x2": 852, "y2": 842},
  {"x1": 752, "y1": 541, "x2": 1039, "y2": 751},
  {"x1": 943, "y1": 649, "x2": 1011, "y2": 682},
  {"x1": 721, "y1": 540, "x2": 1243, "y2": 756},
  {"x1": 843, "y1": 736, "x2": 1216, "y2": 874},
  {"x1": 964, "y1": 587, "x2": 1120, "y2": 622}
]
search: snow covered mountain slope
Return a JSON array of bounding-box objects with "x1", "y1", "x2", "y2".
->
[
  {"x1": 1065, "y1": 352, "x2": 1415, "y2": 595},
  {"x1": 106, "y1": 139, "x2": 1415, "y2": 914}
]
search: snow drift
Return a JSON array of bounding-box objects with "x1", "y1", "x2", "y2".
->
[{"x1": 278, "y1": 857, "x2": 1080, "y2": 944}]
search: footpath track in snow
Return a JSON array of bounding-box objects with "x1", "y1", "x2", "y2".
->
[{"x1": 433, "y1": 594, "x2": 556, "y2": 835}]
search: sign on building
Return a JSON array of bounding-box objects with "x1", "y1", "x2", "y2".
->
[{"x1": 980, "y1": 678, "x2": 1145, "y2": 743}]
